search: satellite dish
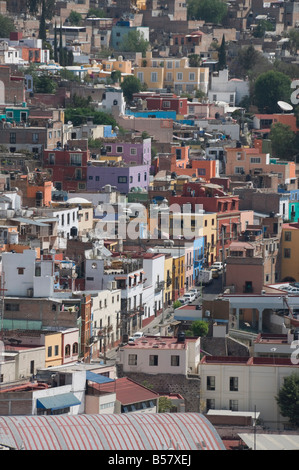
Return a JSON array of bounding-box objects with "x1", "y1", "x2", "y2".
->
[{"x1": 277, "y1": 101, "x2": 293, "y2": 112}]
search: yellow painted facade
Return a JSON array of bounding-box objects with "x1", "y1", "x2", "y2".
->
[
  {"x1": 134, "y1": 51, "x2": 209, "y2": 93},
  {"x1": 281, "y1": 224, "x2": 299, "y2": 281},
  {"x1": 45, "y1": 332, "x2": 63, "y2": 367},
  {"x1": 202, "y1": 212, "x2": 217, "y2": 266},
  {"x1": 164, "y1": 253, "x2": 173, "y2": 306}
]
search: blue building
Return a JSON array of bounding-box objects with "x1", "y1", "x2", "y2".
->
[{"x1": 193, "y1": 236, "x2": 205, "y2": 284}]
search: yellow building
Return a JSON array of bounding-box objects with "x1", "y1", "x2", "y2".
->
[
  {"x1": 164, "y1": 253, "x2": 173, "y2": 306},
  {"x1": 280, "y1": 222, "x2": 299, "y2": 281},
  {"x1": 45, "y1": 332, "x2": 63, "y2": 367},
  {"x1": 134, "y1": 51, "x2": 209, "y2": 94},
  {"x1": 202, "y1": 212, "x2": 217, "y2": 266}
]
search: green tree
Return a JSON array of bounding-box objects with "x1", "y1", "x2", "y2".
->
[
  {"x1": 253, "y1": 19, "x2": 274, "y2": 38},
  {"x1": 111, "y1": 70, "x2": 122, "y2": 84},
  {"x1": 64, "y1": 107, "x2": 117, "y2": 127},
  {"x1": 0, "y1": 14, "x2": 15, "y2": 38},
  {"x1": 188, "y1": 54, "x2": 202, "y2": 67},
  {"x1": 276, "y1": 373, "x2": 299, "y2": 427},
  {"x1": 34, "y1": 74, "x2": 57, "y2": 94},
  {"x1": 68, "y1": 11, "x2": 82, "y2": 26},
  {"x1": 87, "y1": 8, "x2": 106, "y2": 18},
  {"x1": 186, "y1": 320, "x2": 209, "y2": 337},
  {"x1": 26, "y1": 0, "x2": 55, "y2": 20},
  {"x1": 187, "y1": 0, "x2": 228, "y2": 23},
  {"x1": 120, "y1": 75, "x2": 144, "y2": 102},
  {"x1": 218, "y1": 34, "x2": 226, "y2": 70},
  {"x1": 158, "y1": 397, "x2": 175, "y2": 413},
  {"x1": 288, "y1": 28, "x2": 299, "y2": 55},
  {"x1": 38, "y1": 0, "x2": 47, "y2": 42},
  {"x1": 122, "y1": 30, "x2": 149, "y2": 57},
  {"x1": 269, "y1": 122, "x2": 296, "y2": 160},
  {"x1": 254, "y1": 70, "x2": 291, "y2": 113}
]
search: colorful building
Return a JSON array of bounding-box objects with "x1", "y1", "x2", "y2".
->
[{"x1": 280, "y1": 221, "x2": 299, "y2": 281}]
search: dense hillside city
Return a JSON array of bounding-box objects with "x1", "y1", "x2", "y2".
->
[{"x1": 0, "y1": 0, "x2": 298, "y2": 452}]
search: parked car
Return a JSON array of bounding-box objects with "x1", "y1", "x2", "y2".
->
[
  {"x1": 188, "y1": 288, "x2": 200, "y2": 298},
  {"x1": 128, "y1": 331, "x2": 144, "y2": 342},
  {"x1": 211, "y1": 262, "x2": 223, "y2": 271},
  {"x1": 211, "y1": 269, "x2": 219, "y2": 279},
  {"x1": 182, "y1": 293, "x2": 196, "y2": 303}
]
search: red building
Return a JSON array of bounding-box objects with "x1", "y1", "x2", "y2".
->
[
  {"x1": 43, "y1": 146, "x2": 90, "y2": 191},
  {"x1": 169, "y1": 182, "x2": 241, "y2": 258},
  {"x1": 133, "y1": 92, "x2": 188, "y2": 115}
]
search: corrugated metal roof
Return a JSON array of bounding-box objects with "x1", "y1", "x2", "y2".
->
[
  {"x1": 239, "y1": 433, "x2": 299, "y2": 450},
  {"x1": 0, "y1": 413, "x2": 225, "y2": 450},
  {"x1": 36, "y1": 393, "x2": 81, "y2": 410},
  {"x1": 86, "y1": 371, "x2": 115, "y2": 384}
]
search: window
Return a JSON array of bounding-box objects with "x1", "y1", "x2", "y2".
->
[
  {"x1": 128, "y1": 354, "x2": 137, "y2": 366},
  {"x1": 229, "y1": 400, "x2": 238, "y2": 411},
  {"x1": 48, "y1": 346, "x2": 52, "y2": 357},
  {"x1": 235, "y1": 166, "x2": 245, "y2": 174},
  {"x1": 206, "y1": 399, "x2": 215, "y2": 410},
  {"x1": 151, "y1": 72, "x2": 158, "y2": 83},
  {"x1": 118, "y1": 176, "x2": 127, "y2": 183},
  {"x1": 167, "y1": 61, "x2": 172, "y2": 69},
  {"x1": 177, "y1": 72, "x2": 183, "y2": 80},
  {"x1": 73, "y1": 343, "x2": 78, "y2": 354},
  {"x1": 284, "y1": 248, "x2": 291, "y2": 258},
  {"x1": 207, "y1": 376, "x2": 215, "y2": 391},
  {"x1": 166, "y1": 72, "x2": 173, "y2": 81},
  {"x1": 10, "y1": 132, "x2": 16, "y2": 144},
  {"x1": 70, "y1": 153, "x2": 82, "y2": 166},
  {"x1": 5, "y1": 303, "x2": 19, "y2": 311},
  {"x1": 189, "y1": 72, "x2": 195, "y2": 81},
  {"x1": 17, "y1": 267, "x2": 25, "y2": 275},
  {"x1": 130, "y1": 148, "x2": 137, "y2": 155},
  {"x1": 171, "y1": 355, "x2": 180, "y2": 366},
  {"x1": 116, "y1": 146, "x2": 123, "y2": 153},
  {"x1": 49, "y1": 153, "x2": 55, "y2": 165},
  {"x1": 149, "y1": 355, "x2": 158, "y2": 366},
  {"x1": 285, "y1": 231, "x2": 292, "y2": 241},
  {"x1": 250, "y1": 157, "x2": 261, "y2": 164},
  {"x1": 163, "y1": 100, "x2": 171, "y2": 108},
  {"x1": 32, "y1": 133, "x2": 39, "y2": 143},
  {"x1": 137, "y1": 72, "x2": 144, "y2": 82},
  {"x1": 55, "y1": 345, "x2": 59, "y2": 356},
  {"x1": 229, "y1": 377, "x2": 238, "y2": 391},
  {"x1": 30, "y1": 360, "x2": 34, "y2": 375},
  {"x1": 65, "y1": 344, "x2": 71, "y2": 357}
]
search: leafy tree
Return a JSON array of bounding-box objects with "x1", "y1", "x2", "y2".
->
[
  {"x1": 120, "y1": 75, "x2": 144, "y2": 102},
  {"x1": 187, "y1": 0, "x2": 228, "y2": 24},
  {"x1": 122, "y1": 30, "x2": 149, "y2": 57},
  {"x1": 158, "y1": 397, "x2": 175, "y2": 413},
  {"x1": 288, "y1": 28, "x2": 299, "y2": 55},
  {"x1": 38, "y1": 0, "x2": 47, "y2": 42},
  {"x1": 111, "y1": 70, "x2": 122, "y2": 84},
  {"x1": 173, "y1": 300, "x2": 183, "y2": 309},
  {"x1": 26, "y1": 0, "x2": 55, "y2": 20},
  {"x1": 64, "y1": 107, "x2": 117, "y2": 127},
  {"x1": 188, "y1": 54, "x2": 202, "y2": 67},
  {"x1": 186, "y1": 320, "x2": 209, "y2": 337},
  {"x1": 218, "y1": 34, "x2": 226, "y2": 70},
  {"x1": 276, "y1": 373, "x2": 299, "y2": 427},
  {"x1": 68, "y1": 11, "x2": 82, "y2": 26},
  {"x1": 254, "y1": 70, "x2": 291, "y2": 113},
  {"x1": 229, "y1": 45, "x2": 272, "y2": 80},
  {"x1": 87, "y1": 8, "x2": 106, "y2": 18},
  {"x1": 269, "y1": 123, "x2": 296, "y2": 160},
  {"x1": 253, "y1": 19, "x2": 274, "y2": 38},
  {"x1": 34, "y1": 74, "x2": 57, "y2": 94},
  {"x1": 0, "y1": 14, "x2": 15, "y2": 38}
]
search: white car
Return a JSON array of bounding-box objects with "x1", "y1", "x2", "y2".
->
[
  {"x1": 128, "y1": 331, "x2": 144, "y2": 342},
  {"x1": 211, "y1": 262, "x2": 223, "y2": 271},
  {"x1": 182, "y1": 293, "x2": 196, "y2": 303},
  {"x1": 188, "y1": 288, "x2": 199, "y2": 298}
]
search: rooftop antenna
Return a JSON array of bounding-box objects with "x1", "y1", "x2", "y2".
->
[{"x1": 277, "y1": 101, "x2": 293, "y2": 114}]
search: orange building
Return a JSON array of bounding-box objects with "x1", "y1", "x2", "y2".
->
[
  {"x1": 171, "y1": 144, "x2": 190, "y2": 170},
  {"x1": 17, "y1": 174, "x2": 52, "y2": 207},
  {"x1": 190, "y1": 160, "x2": 217, "y2": 182}
]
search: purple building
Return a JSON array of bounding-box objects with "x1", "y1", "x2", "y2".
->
[
  {"x1": 87, "y1": 162, "x2": 150, "y2": 193},
  {"x1": 101, "y1": 138, "x2": 151, "y2": 165}
]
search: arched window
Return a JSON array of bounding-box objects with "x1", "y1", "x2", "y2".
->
[
  {"x1": 65, "y1": 344, "x2": 70, "y2": 357},
  {"x1": 72, "y1": 342, "x2": 78, "y2": 354}
]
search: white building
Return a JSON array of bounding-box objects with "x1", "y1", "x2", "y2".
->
[
  {"x1": 118, "y1": 335, "x2": 201, "y2": 376},
  {"x1": 208, "y1": 69, "x2": 250, "y2": 106},
  {"x1": 142, "y1": 252, "x2": 165, "y2": 319},
  {"x1": 89, "y1": 288, "x2": 122, "y2": 353},
  {"x1": 199, "y1": 355, "x2": 299, "y2": 429},
  {"x1": 100, "y1": 87, "x2": 126, "y2": 116},
  {"x1": 1, "y1": 249, "x2": 55, "y2": 298}
]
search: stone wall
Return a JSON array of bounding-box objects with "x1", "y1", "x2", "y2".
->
[{"x1": 116, "y1": 365, "x2": 201, "y2": 412}]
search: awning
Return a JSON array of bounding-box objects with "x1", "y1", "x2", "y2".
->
[
  {"x1": 86, "y1": 371, "x2": 115, "y2": 384},
  {"x1": 36, "y1": 393, "x2": 81, "y2": 410}
]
